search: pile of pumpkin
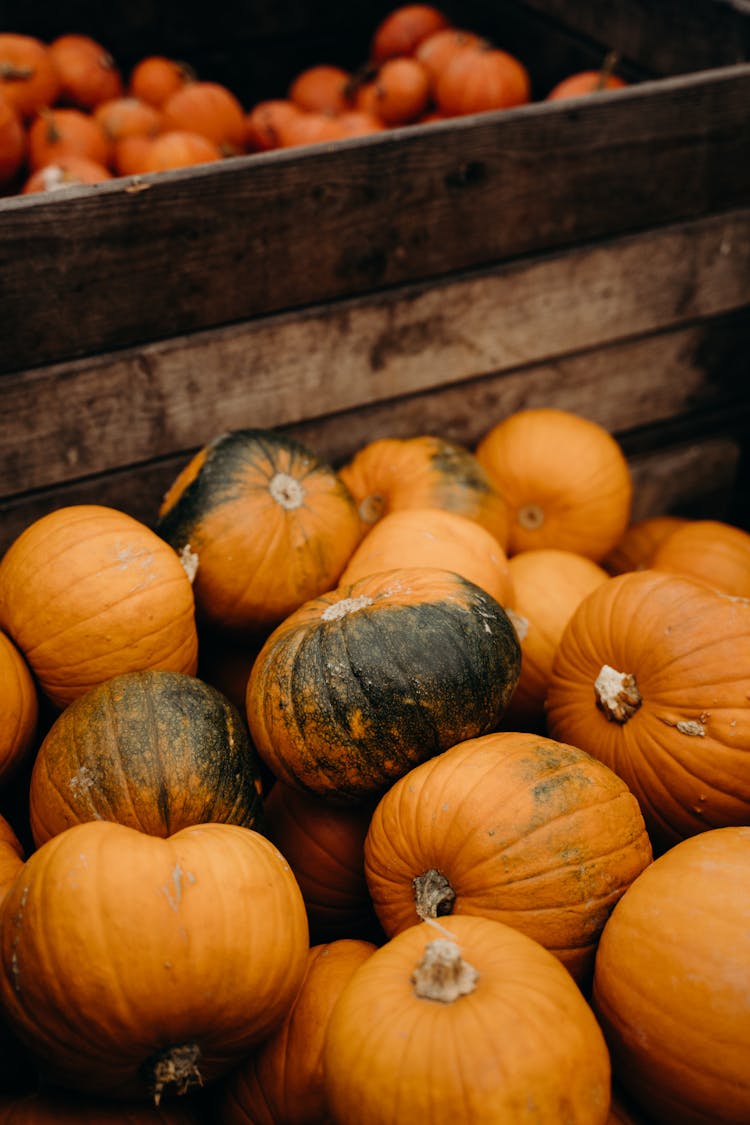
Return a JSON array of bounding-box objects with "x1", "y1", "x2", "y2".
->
[
  {"x1": 0, "y1": 406, "x2": 748, "y2": 1123},
  {"x1": 0, "y1": 2, "x2": 628, "y2": 195}
]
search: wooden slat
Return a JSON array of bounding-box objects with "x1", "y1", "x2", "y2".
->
[
  {"x1": 1, "y1": 65, "x2": 749, "y2": 375},
  {"x1": 3, "y1": 208, "x2": 749, "y2": 498}
]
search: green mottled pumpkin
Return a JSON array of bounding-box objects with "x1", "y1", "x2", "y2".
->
[
  {"x1": 29, "y1": 670, "x2": 264, "y2": 846},
  {"x1": 246, "y1": 567, "x2": 521, "y2": 804}
]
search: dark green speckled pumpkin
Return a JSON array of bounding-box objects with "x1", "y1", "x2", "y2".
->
[
  {"x1": 245, "y1": 567, "x2": 521, "y2": 804},
  {"x1": 29, "y1": 669, "x2": 264, "y2": 846}
]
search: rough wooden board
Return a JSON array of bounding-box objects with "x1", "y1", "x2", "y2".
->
[
  {"x1": 3, "y1": 208, "x2": 749, "y2": 497},
  {"x1": 1, "y1": 65, "x2": 749, "y2": 375}
]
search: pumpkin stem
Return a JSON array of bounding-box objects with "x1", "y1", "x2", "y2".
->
[
  {"x1": 412, "y1": 938, "x2": 478, "y2": 1002},
  {"x1": 413, "y1": 868, "x2": 456, "y2": 921},
  {"x1": 144, "y1": 1042, "x2": 203, "y2": 1106},
  {"x1": 594, "y1": 664, "x2": 641, "y2": 723},
  {"x1": 517, "y1": 503, "x2": 545, "y2": 530},
  {"x1": 269, "y1": 472, "x2": 305, "y2": 510},
  {"x1": 358, "y1": 492, "x2": 386, "y2": 525}
]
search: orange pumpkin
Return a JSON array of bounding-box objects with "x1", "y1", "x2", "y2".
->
[
  {"x1": 0, "y1": 1091, "x2": 201, "y2": 1122},
  {"x1": 275, "y1": 110, "x2": 347, "y2": 148},
  {"x1": 0, "y1": 34, "x2": 60, "y2": 121},
  {"x1": 0, "y1": 820, "x2": 309, "y2": 1101},
  {"x1": 21, "y1": 155, "x2": 113, "y2": 192},
  {"x1": 370, "y1": 4, "x2": 451, "y2": 61},
  {"x1": 0, "y1": 815, "x2": 23, "y2": 909},
  {"x1": 546, "y1": 569, "x2": 750, "y2": 853},
  {"x1": 156, "y1": 429, "x2": 363, "y2": 635},
  {"x1": 94, "y1": 96, "x2": 163, "y2": 143},
  {"x1": 0, "y1": 629, "x2": 38, "y2": 786},
  {"x1": 354, "y1": 57, "x2": 432, "y2": 125},
  {"x1": 602, "y1": 514, "x2": 690, "y2": 575},
  {"x1": 340, "y1": 506, "x2": 513, "y2": 606},
  {"x1": 128, "y1": 56, "x2": 195, "y2": 109},
  {"x1": 434, "y1": 42, "x2": 531, "y2": 115},
  {"x1": 161, "y1": 81, "x2": 246, "y2": 155},
  {"x1": 650, "y1": 517, "x2": 750, "y2": 597},
  {"x1": 475, "y1": 407, "x2": 633, "y2": 559},
  {"x1": 48, "y1": 34, "x2": 124, "y2": 110},
  {"x1": 593, "y1": 826, "x2": 750, "y2": 1125},
  {"x1": 547, "y1": 69, "x2": 628, "y2": 100},
  {"x1": 339, "y1": 434, "x2": 510, "y2": 548},
  {"x1": 289, "y1": 65, "x2": 353, "y2": 114},
  {"x1": 0, "y1": 505, "x2": 198, "y2": 709},
  {"x1": 220, "y1": 939, "x2": 376, "y2": 1125},
  {"x1": 324, "y1": 914, "x2": 611, "y2": 1124},
  {"x1": 246, "y1": 567, "x2": 521, "y2": 803},
  {"x1": 414, "y1": 28, "x2": 484, "y2": 81},
  {"x1": 503, "y1": 548, "x2": 609, "y2": 727},
  {"x1": 27, "y1": 107, "x2": 111, "y2": 172},
  {"x1": 137, "y1": 130, "x2": 222, "y2": 172},
  {"x1": 243, "y1": 98, "x2": 302, "y2": 151},
  {"x1": 364, "y1": 730, "x2": 652, "y2": 986}
]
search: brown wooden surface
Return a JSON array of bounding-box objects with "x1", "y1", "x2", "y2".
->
[{"x1": 2, "y1": 65, "x2": 749, "y2": 376}]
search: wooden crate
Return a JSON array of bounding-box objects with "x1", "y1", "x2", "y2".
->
[{"x1": 1, "y1": 0, "x2": 750, "y2": 553}]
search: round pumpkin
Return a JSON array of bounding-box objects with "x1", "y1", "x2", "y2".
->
[
  {"x1": 370, "y1": 4, "x2": 451, "y2": 62},
  {"x1": 0, "y1": 630, "x2": 38, "y2": 786},
  {"x1": 650, "y1": 517, "x2": 750, "y2": 597},
  {"x1": 0, "y1": 815, "x2": 23, "y2": 909},
  {"x1": 592, "y1": 826, "x2": 750, "y2": 1125},
  {"x1": 0, "y1": 1090, "x2": 201, "y2": 1122},
  {"x1": 323, "y1": 914, "x2": 611, "y2": 1124},
  {"x1": 0, "y1": 820, "x2": 309, "y2": 1102},
  {"x1": 546, "y1": 569, "x2": 750, "y2": 854},
  {"x1": 503, "y1": 548, "x2": 609, "y2": 727},
  {"x1": 475, "y1": 407, "x2": 633, "y2": 560},
  {"x1": 364, "y1": 730, "x2": 652, "y2": 986},
  {"x1": 156, "y1": 429, "x2": 363, "y2": 635},
  {"x1": 433, "y1": 42, "x2": 531, "y2": 115},
  {"x1": 246, "y1": 566, "x2": 521, "y2": 803},
  {"x1": 338, "y1": 434, "x2": 510, "y2": 547},
  {"x1": 603, "y1": 514, "x2": 690, "y2": 575},
  {"x1": 28, "y1": 670, "x2": 264, "y2": 846},
  {"x1": 0, "y1": 506, "x2": 198, "y2": 710},
  {"x1": 220, "y1": 938, "x2": 376, "y2": 1125},
  {"x1": 339, "y1": 505, "x2": 513, "y2": 607},
  {"x1": 263, "y1": 781, "x2": 381, "y2": 944}
]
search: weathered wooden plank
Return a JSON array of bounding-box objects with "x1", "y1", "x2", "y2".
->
[
  {"x1": 1, "y1": 65, "x2": 749, "y2": 375},
  {"x1": 3, "y1": 208, "x2": 749, "y2": 497}
]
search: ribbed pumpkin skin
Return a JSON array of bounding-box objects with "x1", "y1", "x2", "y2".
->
[
  {"x1": 0, "y1": 630, "x2": 38, "y2": 785},
  {"x1": 0, "y1": 821, "x2": 309, "y2": 1101},
  {"x1": 593, "y1": 827, "x2": 750, "y2": 1125},
  {"x1": 546, "y1": 570, "x2": 750, "y2": 854},
  {"x1": 323, "y1": 915, "x2": 611, "y2": 1125},
  {"x1": 246, "y1": 567, "x2": 521, "y2": 803},
  {"x1": 156, "y1": 429, "x2": 363, "y2": 634},
  {"x1": 364, "y1": 731, "x2": 652, "y2": 985},
  {"x1": 220, "y1": 939, "x2": 376, "y2": 1125},
  {"x1": 28, "y1": 670, "x2": 264, "y2": 846},
  {"x1": 338, "y1": 435, "x2": 510, "y2": 548},
  {"x1": 0, "y1": 1091, "x2": 202, "y2": 1122},
  {"x1": 0, "y1": 815, "x2": 23, "y2": 908},
  {"x1": 651, "y1": 518, "x2": 750, "y2": 597},
  {"x1": 0, "y1": 506, "x2": 198, "y2": 709}
]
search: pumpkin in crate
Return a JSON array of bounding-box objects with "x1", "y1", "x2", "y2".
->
[
  {"x1": 0, "y1": 1090, "x2": 203, "y2": 1122},
  {"x1": 338, "y1": 434, "x2": 509, "y2": 548},
  {"x1": 28, "y1": 670, "x2": 264, "y2": 846},
  {"x1": 364, "y1": 730, "x2": 652, "y2": 987},
  {"x1": 0, "y1": 815, "x2": 23, "y2": 909},
  {"x1": 156, "y1": 429, "x2": 363, "y2": 635},
  {"x1": 0, "y1": 505, "x2": 198, "y2": 710},
  {"x1": 0, "y1": 630, "x2": 38, "y2": 786},
  {"x1": 264, "y1": 781, "x2": 382, "y2": 944},
  {"x1": 246, "y1": 567, "x2": 521, "y2": 804},
  {"x1": 0, "y1": 820, "x2": 309, "y2": 1102},
  {"x1": 603, "y1": 514, "x2": 690, "y2": 575},
  {"x1": 475, "y1": 407, "x2": 632, "y2": 560},
  {"x1": 502, "y1": 548, "x2": 609, "y2": 728},
  {"x1": 546, "y1": 569, "x2": 750, "y2": 854},
  {"x1": 339, "y1": 506, "x2": 514, "y2": 607},
  {"x1": 593, "y1": 826, "x2": 750, "y2": 1125},
  {"x1": 220, "y1": 938, "x2": 376, "y2": 1125},
  {"x1": 370, "y1": 4, "x2": 452, "y2": 62},
  {"x1": 650, "y1": 517, "x2": 750, "y2": 597},
  {"x1": 433, "y1": 42, "x2": 531, "y2": 115},
  {"x1": 323, "y1": 915, "x2": 611, "y2": 1125}
]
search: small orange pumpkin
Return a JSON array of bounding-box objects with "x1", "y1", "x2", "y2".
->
[
  {"x1": 0, "y1": 629, "x2": 38, "y2": 786},
  {"x1": 414, "y1": 28, "x2": 484, "y2": 81},
  {"x1": 48, "y1": 34, "x2": 124, "y2": 110},
  {"x1": 354, "y1": 57, "x2": 432, "y2": 125},
  {"x1": 651, "y1": 517, "x2": 750, "y2": 597},
  {"x1": 289, "y1": 65, "x2": 353, "y2": 115},
  {"x1": 22, "y1": 156, "x2": 113, "y2": 192},
  {"x1": 602, "y1": 514, "x2": 690, "y2": 575},
  {"x1": 27, "y1": 107, "x2": 111, "y2": 172},
  {"x1": 161, "y1": 80, "x2": 246, "y2": 155},
  {"x1": 128, "y1": 56, "x2": 195, "y2": 109},
  {"x1": 547, "y1": 69, "x2": 628, "y2": 100},
  {"x1": 244, "y1": 98, "x2": 302, "y2": 151},
  {"x1": 137, "y1": 129, "x2": 222, "y2": 172},
  {"x1": 94, "y1": 96, "x2": 163, "y2": 143},
  {"x1": 370, "y1": 4, "x2": 451, "y2": 61},
  {"x1": 434, "y1": 42, "x2": 531, "y2": 115},
  {"x1": 0, "y1": 34, "x2": 60, "y2": 121}
]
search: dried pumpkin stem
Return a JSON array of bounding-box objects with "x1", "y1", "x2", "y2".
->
[
  {"x1": 412, "y1": 938, "x2": 478, "y2": 1002},
  {"x1": 413, "y1": 868, "x2": 456, "y2": 920},
  {"x1": 595, "y1": 663, "x2": 641, "y2": 723},
  {"x1": 144, "y1": 1042, "x2": 203, "y2": 1106},
  {"x1": 517, "y1": 502, "x2": 545, "y2": 530},
  {"x1": 269, "y1": 472, "x2": 305, "y2": 510}
]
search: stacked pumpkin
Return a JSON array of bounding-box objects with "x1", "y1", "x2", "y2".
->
[{"x1": 0, "y1": 407, "x2": 748, "y2": 1123}]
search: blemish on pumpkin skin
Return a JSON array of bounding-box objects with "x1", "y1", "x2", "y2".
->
[{"x1": 161, "y1": 864, "x2": 196, "y2": 912}]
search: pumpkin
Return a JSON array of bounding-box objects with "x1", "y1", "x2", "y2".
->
[
  {"x1": 275, "y1": 110, "x2": 348, "y2": 148},
  {"x1": 414, "y1": 28, "x2": 485, "y2": 81},
  {"x1": 0, "y1": 820, "x2": 309, "y2": 1102},
  {"x1": 137, "y1": 130, "x2": 222, "y2": 172},
  {"x1": 0, "y1": 505, "x2": 198, "y2": 709},
  {"x1": 433, "y1": 43, "x2": 531, "y2": 115},
  {"x1": 546, "y1": 569, "x2": 750, "y2": 854},
  {"x1": 339, "y1": 505, "x2": 513, "y2": 607},
  {"x1": 49, "y1": 34, "x2": 124, "y2": 110},
  {"x1": 370, "y1": 4, "x2": 451, "y2": 62},
  {"x1": 220, "y1": 939, "x2": 376, "y2": 1125},
  {"x1": 354, "y1": 57, "x2": 432, "y2": 125},
  {"x1": 156, "y1": 429, "x2": 363, "y2": 635},
  {"x1": 27, "y1": 107, "x2": 111, "y2": 172},
  {"x1": 503, "y1": 548, "x2": 609, "y2": 728},
  {"x1": 128, "y1": 56, "x2": 195, "y2": 109},
  {"x1": 475, "y1": 408, "x2": 633, "y2": 559},
  {"x1": 364, "y1": 730, "x2": 652, "y2": 986},
  {"x1": 323, "y1": 915, "x2": 611, "y2": 1124},
  {"x1": 94, "y1": 96, "x2": 163, "y2": 143},
  {"x1": 244, "y1": 99, "x2": 304, "y2": 151},
  {"x1": 0, "y1": 815, "x2": 23, "y2": 909},
  {"x1": 0, "y1": 1090, "x2": 201, "y2": 1122},
  {"x1": 289, "y1": 65, "x2": 353, "y2": 114},
  {"x1": 338, "y1": 434, "x2": 510, "y2": 547},
  {"x1": 592, "y1": 826, "x2": 750, "y2": 1125},
  {"x1": 0, "y1": 34, "x2": 60, "y2": 121},
  {"x1": 603, "y1": 514, "x2": 690, "y2": 575},
  {"x1": 28, "y1": 669, "x2": 264, "y2": 846},
  {"x1": 161, "y1": 81, "x2": 246, "y2": 155},
  {"x1": 264, "y1": 781, "x2": 381, "y2": 944},
  {"x1": 0, "y1": 630, "x2": 38, "y2": 786},
  {"x1": 547, "y1": 69, "x2": 628, "y2": 100},
  {"x1": 246, "y1": 567, "x2": 521, "y2": 803},
  {"x1": 0, "y1": 95, "x2": 25, "y2": 189},
  {"x1": 650, "y1": 517, "x2": 750, "y2": 597},
  {"x1": 21, "y1": 156, "x2": 113, "y2": 192}
]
